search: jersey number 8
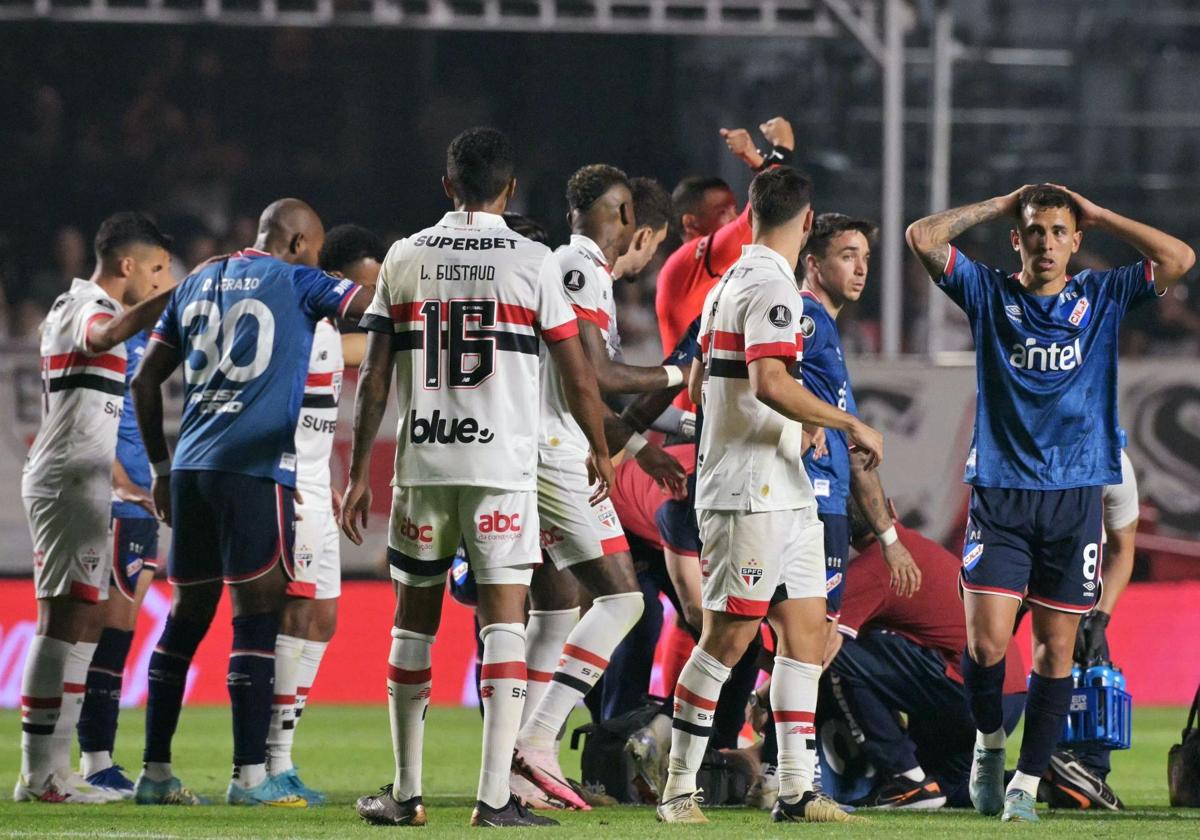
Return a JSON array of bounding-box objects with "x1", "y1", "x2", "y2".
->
[
  {"x1": 181, "y1": 299, "x2": 276, "y2": 385},
  {"x1": 419, "y1": 299, "x2": 497, "y2": 389}
]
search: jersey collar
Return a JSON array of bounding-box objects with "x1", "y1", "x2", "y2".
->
[
  {"x1": 232, "y1": 248, "x2": 271, "y2": 259},
  {"x1": 70, "y1": 277, "x2": 121, "y2": 307},
  {"x1": 570, "y1": 234, "x2": 611, "y2": 272},
  {"x1": 741, "y1": 243, "x2": 796, "y2": 280},
  {"x1": 440, "y1": 210, "x2": 507, "y2": 229}
]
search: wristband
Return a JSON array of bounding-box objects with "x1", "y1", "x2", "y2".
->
[
  {"x1": 878, "y1": 525, "x2": 898, "y2": 547},
  {"x1": 622, "y1": 432, "x2": 649, "y2": 458},
  {"x1": 755, "y1": 145, "x2": 794, "y2": 171},
  {"x1": 663, "y1": 365, "x2": 685, "y2": 388},
  {"x1": 150, "y1": 459, "x2": 171, "y2": 479}
]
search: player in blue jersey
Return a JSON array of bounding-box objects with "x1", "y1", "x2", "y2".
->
[
  {"x1": 906, "y1": 184, "x2": 1194, "y2": 822},
  {"x1": 799, "y1": 213, "x2": 921, "y2": 631},
  {"x1": 131, "y1": 198, "x2": 370, "y2": 807},
  {"x1": 73, "y1": 329, "x2": 160, "y2": 797}
]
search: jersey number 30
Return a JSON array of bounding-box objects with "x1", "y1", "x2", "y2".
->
[
  {"x1": 181, "y1": 299, "x2": 276, "y2": 385},
  {"x1": 419, "y1": 299, "x2": 496, "y2": 389}
]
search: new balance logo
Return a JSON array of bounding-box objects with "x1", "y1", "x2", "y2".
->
[
  {"x1": 409, "y1": 410, "x2": 495, "y2": 444},
  {"x1": 1008, "y1": 337, "x2": 1083, "y2": 372}
]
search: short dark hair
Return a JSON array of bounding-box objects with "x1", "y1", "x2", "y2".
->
[
  {"x1": 630, "y1": 177, "x2": 673, "y2": 232},
  {"x1": 94, "y1": 212, "x2": 172, "y2": 262},
  {"x1": 446, "y1": 127, "x2": 515, "y2": 205},
  {"x1": 566, "y1": 164, "x2": 630, "y2": 213},
  {"x1": 1017, "y1": 184, "x2": 1079, "y2": 224},
  {"x1": 671, "y1": 175, "x2": 731, "y2": 220},
  {"x1": 319, "y1": 224, "x2": 386, "y2": 273},
  {"x1": 749, "y1": 166, "x2": 814, "y2": 230},
  {"x1": 804, "y1": 213, "x2": 879, "y2": 259},
  {"x1": 503, "y1": 212, "x2": 549, "y2": 244}
]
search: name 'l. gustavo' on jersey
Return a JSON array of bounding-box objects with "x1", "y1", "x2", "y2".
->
[{"x1": 937, "y1": 247, "x2": 1157, "y2": 490}]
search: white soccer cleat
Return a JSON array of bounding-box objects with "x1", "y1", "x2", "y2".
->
[
  {"x1": 656, "y1": 789, "x2": 708, "y2": 824},
  {"x1": 13, "y1": 771, "x2": 114, "y2": 804}
]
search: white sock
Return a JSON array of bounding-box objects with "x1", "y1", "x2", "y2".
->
[
  {"x1": 650, "y1": 711, "x2": 672, "y2": 745},
  {"x1": 80, "y1": 750, "x2": 113, "y2": 777},
  {"x1": 901, "y1": 766, "x2": 926, "y2": 782},
  {"x1": 293, "y1": 639, "x2": 327, "y2": 728},
  {"x1": 519, "y1": 592, "x2": 642, "y2": 751},
  {"x1": 662, "y1": 647, "x2": 730, "y2": 801},
  {"x1": 54, "y1": 640, "x2": 96, "y2": 773},
  {"x1": 388, "y1": 627, "x2": 434, "y2": 802},
  {"x1": 233, "y1": 762, "x2": 267, "y2": 788},
  {"x1": 977, "y1": 728, "x2": 1006, "y2": 750},
  {"x1": 478, "y1": 623, "x2": 527, "y2": 809},
  {"x1": 142, "y1": 761, "x2": 173, "y2": 783},
  {"x1": 19, "y1": 635, "x2": 71, "y2": 779},
  {"x1": 1008, "y1": 770, "x2": 1041, "y2": 798},
  {"x1": 266, "y1": 634, "x2": 305, "y2": 775},
  {"x1": 522, "y1": 608, "x2": 578, "y2": 725},
  {"x1": 771, "y1": 656, "x2": 821, "y2": 804}
]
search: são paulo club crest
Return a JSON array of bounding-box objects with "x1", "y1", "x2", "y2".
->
[{"x1": 740, "y1": 557, "x2": 764, "y2": 587}]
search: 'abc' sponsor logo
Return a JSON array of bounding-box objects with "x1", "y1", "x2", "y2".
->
[
  {"x1": 409, "y1": 410, "x2": 495, "y2": 444},
  {"x1": 478, "y1": 511, "x2": 521, "y2": 541},
  {"x1": 399, "y1": 517, "x2": 434, "y2": 545}
]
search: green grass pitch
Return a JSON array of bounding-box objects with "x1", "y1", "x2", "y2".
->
[{"x1": 1, "y1": 705, "x2": 1197, "y2": 838}]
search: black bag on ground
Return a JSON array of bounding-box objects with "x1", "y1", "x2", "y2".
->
[
  {"x1": 1168, "y1": 684, "x2": 1200, "y2": 807},
  {"x1": 572, "y1": 698, "x2": 662, "y2": 804}
]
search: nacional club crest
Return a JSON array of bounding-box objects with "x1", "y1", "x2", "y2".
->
[
  {"x1": 740, "y1": 557, "x2": 764, "y2": 587},
  {"x1": 1068, "y1": 297, "x2": 1090, "y2": 326}
]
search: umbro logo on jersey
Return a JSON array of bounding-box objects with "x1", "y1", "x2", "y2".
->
[
  {"x1": 768, "y1": 305, "x2": 793, "y2": 329},
  {"x1": 409, "y1": 409, "x2": 495, "y2": 444},
  {"x1": 563, "y1": 270, "x2": 586, "y2": 292},
  {"x1": 1008, "y1": 337, "x2": 1083, "y2": 372},
  {"x1": 799, "y1": 315, "x2": 815, "y2": 338},
  {"x1": 1005, "y1": 304, "x2": 1023, "y2": 322}
]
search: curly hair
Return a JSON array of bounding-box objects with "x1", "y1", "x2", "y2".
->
[{"x1": 566, "y1": 164, "x2": 630, "y2": 213}]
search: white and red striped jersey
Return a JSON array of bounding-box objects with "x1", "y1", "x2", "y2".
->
[
  {"x1": 361, "y1": 211, "x2": 578, "y2": 490},
  {"x1": 22, "y1": 278, "x2": 127, "y2": 501},
  {"x1": 695, "y1": 244, "x2": 815, "y2": 513},
  {"x1": 539, "y1": 235, "x2": 618, "y2": 462},
  {"x1": 295, "y1": 318, "x2": 343, "y2": 498}
]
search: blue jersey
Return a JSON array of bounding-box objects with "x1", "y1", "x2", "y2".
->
[
  {"x1": 798, "y1": 291, "x2": 857, "y2": 515},
  {"x1": 938, "y1": 247, "x2": 1157, "y2": 489},
  {"x1": 151, "y1": 249, "x2": 360, "y2": 487},
  {"x1": 113, "y1": 331, "x2": 154, "y2": 520},
  {"x1": 664, "y1": 315, "x2": 701, "y2": 368}
]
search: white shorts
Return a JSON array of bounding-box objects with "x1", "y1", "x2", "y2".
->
[
  {"x1": 289, "y1": 492, "x2": 341, "y2": 600},
  {"x1": 537, "y1": 457, "x2": 629, "y2": 569},
  {"x1": 389, "y1": 486, "x2": 539, "y2": 588},
  {"x1": 1103, "y1": 449, "x2": 1140, "y2": 533},
  {"x1": 697, "y1": 506, "x2": 825, "y2": 616},
  {"x1": 24, "y1": 495, "x2": 112, "y2": 603}
]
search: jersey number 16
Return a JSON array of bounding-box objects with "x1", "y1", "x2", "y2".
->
[{"x1": 419, "y1": 299, "x2": 496, "y2": 390}]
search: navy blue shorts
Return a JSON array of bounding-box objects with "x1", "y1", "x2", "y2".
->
[
  {"x1": 820, "y1": 513, "x2": 850, "y2": 620},
  {"x1": 110, "y1": 516, "x2": 159, "y2": 602},
  {"x1": 655, "y1": 474, "x2": 700, "y2": 558},
  {"x1": 961, "y1": 486, "x2": 1103, "y2": 613},
  {"x1": 168, "y1": 470, "x2": 295, "y2": 586}
]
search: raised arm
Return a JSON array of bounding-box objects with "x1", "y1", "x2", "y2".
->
[
  {"x1": 87, "y1": 286, "x2": 175, "y2": 354},
  {"x1": 905, "y1": 187, "x2": 1027, "y2": 280},
  {"x1": 340, "y1": 331, "x2": 394, "y2": 544},
  {"x1": 131, "y1": 340, "x2": 180, "y2": 524}
]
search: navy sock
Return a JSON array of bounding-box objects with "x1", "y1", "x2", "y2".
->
[
  {"x1": 144, "y1": 616, "x2": 209, "y2": 764},
  {"x1": 1017, "y1": 672, "x2": 1073, "y2": 777},
  {"x1": 78, "y1": 628, "x2": 134, "y2": 754},
  {"x1": 228, "y1": 612, "x2": 279, "y2": 767},
  {"x1": 961, "y1": 650, "x2": 1006, "y2": 735}
]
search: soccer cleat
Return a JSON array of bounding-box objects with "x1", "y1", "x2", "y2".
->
[
  {"x1": 656, "y1": 790, "x2": 709, "y2": 824},
  {"x1": 226, "y1": 774, "x2": 307, "y2": 807},
  {"x1": 274, "y1": 767, "x2": 326, "y2": 806},
  {"x1": 13, "y1": 771, "x2": 112, "y2": 804},
  {"x1": 512, "y1": 747, "x2": 590, "y2": 811},
  {"x1": 772, "y1": 790, "x2": 866, "y2": 823},
  {"x1": 567, "y1": 777, "x2": 618, "y2": 808},
  {"x1": 746, "y1": 763, "x2": 779, "y2": 810},
  {"x1": 86, "y1": 765, "x2": 135, "y2": 800},
  {"x1": 969, "y1": 745, "x2": 1006, "y2": 816},
  {"x1": 1041, "y1": 751, "x2": 1123, "y2": 811},
  {"x1": 471, "y1": 794, "x2": 559, "y2": 827},
  {"x1": 510, "y1": 772, "x2": 569, "y2": 810},
  {"x1": 134, "y1": 772, "x2": 207, "y2": 805},
  {"x1": 1001, "y1": 789, "x2": 1039, "y2": 822},
  {"x1": 356, "y1": 785, "x2": 427, "y2": 826},
  {"x1": 870, "y1": 774, "x2": 946, "y2": 810},
  {"x1": 625, "y1": 725, "x2": 666, "y2": 801}
]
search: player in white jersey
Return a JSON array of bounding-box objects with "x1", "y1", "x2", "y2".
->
[
  {"x1": 657, "y1": 167, "x2": 883, "y2": 825},
  {"x1": 516, "y1": 165, "x2": 691, "y2": 810},
  {"x1": 340, "y1": 128, "x2": 613, "y2": 829},
  {"x1": 266, "y1": 224, "x2": 387, "y2": 802},
  {"x1": 16, "y1": 213, "x2": 174, "y2": 804}
]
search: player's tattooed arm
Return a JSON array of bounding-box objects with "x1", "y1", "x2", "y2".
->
[
  {"x1": 131, "y1": 340, "x2": 180, "y2": 525},
  {"x1": 904, "y1": 187, "x2": 1028, "y2": 280},
  {"x1": 341, "y1": 331, "x2": 394, "y2": 544},
  {"x1": 86, "y1": 286, "x2": 175, "y2": 354},
  {"x1": 577, "y1": 319, "x2": 684, "y2": 395}
]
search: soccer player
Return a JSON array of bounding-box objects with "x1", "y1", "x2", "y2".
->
[
  {"x1": 514, "y1": 164, "x2": 688, "y2": 810},
  {"x1": 798, "y1": 213, "x2": 921, "y2": 627},
  {"x1": 612, "y1": 177, "x2": 673, "y2": 281},
  {"x1": 340, "y1": 127, "x2": 613, "y2": 828},
  {"x1": 658, "y1": 166, "x2": 883, "y2": 825},
  {"x1": 265, "y1": 224, "x2": 387, "y2": 803},
  {"x1": 17, "y1": 212, "x2": 174, "y2": 803},
  {"x1": 132, "y1": 198, "x2": 368, "y2": 807},
  {"x1": 905, "y1": 184, "x2": 1194, "y2": 822}
]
